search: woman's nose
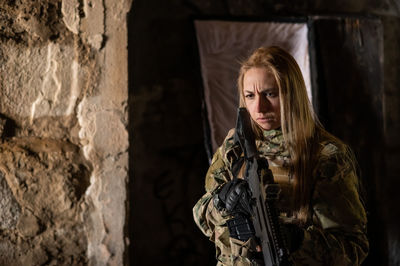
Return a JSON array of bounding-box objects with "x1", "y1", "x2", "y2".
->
[{"x1": 255, "y1": 96, "x2": 269, "y2": 113}]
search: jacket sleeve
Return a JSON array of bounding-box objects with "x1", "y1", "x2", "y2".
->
[
  {"x1": 292, "y1": 143, "x2": 369, "y2": 265},
  {"x1": 192, "y1": 145, "x2": 232, "y2": 238}
]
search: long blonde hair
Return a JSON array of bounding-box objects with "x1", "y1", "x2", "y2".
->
[{"x1": 238, "y1": 46, "x2": 351, "y2": 216}]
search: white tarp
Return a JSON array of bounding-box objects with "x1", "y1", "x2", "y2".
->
[{"x1": 195, "y1": 20, "x2": 311, "y2": 153}]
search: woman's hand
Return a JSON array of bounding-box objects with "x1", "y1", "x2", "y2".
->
[{"x1": 213, "y1": 179, "x2": 253, "y2": 216}]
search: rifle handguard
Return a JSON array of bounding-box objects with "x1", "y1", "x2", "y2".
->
[{"x1": 227, "y1": 215, "x2": 256, "y2": 242}]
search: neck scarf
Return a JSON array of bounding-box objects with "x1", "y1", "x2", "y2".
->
[{"x1": 257, "y1": 129, "x2": 291, "y2": 168}]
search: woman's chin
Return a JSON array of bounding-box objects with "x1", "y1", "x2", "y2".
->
[{"x1": 258, "y1": 121, "x2": 280, "y2": 131}]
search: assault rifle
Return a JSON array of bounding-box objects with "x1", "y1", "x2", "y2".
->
[{"x1": 233, "y1": 107, "x2": 291, "y2": 266}]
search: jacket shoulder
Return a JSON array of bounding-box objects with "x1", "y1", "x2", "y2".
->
[{"x1": 219, "y1": 128, "x2": 242, "y2": 167}]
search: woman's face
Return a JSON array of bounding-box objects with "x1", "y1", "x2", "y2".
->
[{"x1": 243, "y1": 67, "x2": 281, "y2": 131}]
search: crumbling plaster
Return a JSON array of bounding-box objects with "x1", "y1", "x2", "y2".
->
[{"x1": 0, "y1": 0, "x2": 131, "y2": 265}]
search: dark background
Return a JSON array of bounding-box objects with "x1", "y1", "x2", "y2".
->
[{"x1": 128, "y1": 0, "x2": 400, "y2": 265}]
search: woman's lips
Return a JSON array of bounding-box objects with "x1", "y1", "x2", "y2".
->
[{"x1": 257, "y1": 117, "x2": 274, "y2": 122}]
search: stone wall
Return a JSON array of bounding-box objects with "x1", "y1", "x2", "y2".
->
[{"x1": 0, "y1": 0, "x2": 131, "y2": 265}]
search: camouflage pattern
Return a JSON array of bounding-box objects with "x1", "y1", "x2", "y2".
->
[{"x1": 193, "y1": 128, "x2": 369, "y2": 265}]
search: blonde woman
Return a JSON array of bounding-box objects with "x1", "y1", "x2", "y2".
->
[{"x1": 193, "y1": 46, "x2": 368, "y2": 265}]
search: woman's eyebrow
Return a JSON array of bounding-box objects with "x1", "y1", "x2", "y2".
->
[{"x1": 244, "y1": 87, "x2": 277, "y2": 93}]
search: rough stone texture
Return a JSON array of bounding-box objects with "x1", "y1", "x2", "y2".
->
[
  {"x1": 0, "y1": 170, "x2": 21, "y2": 229},
  {"x1": 0, "y1": 138, "x2": 90, "y2": 265},
  {"x1": 0, "y1": 1, "x2": 66, "y2": 43},
  {"x1": 0, "y1": 0, "x2": 131, "y2": 265},
  {"x1": 77, "y1": 0, "x2": 131, "y2": 264},
  {"x1": 0, "y1": 42, "x2": 78, "y2": 120}
]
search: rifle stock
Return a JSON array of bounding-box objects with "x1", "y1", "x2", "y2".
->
[{"x1": 234, "y1": 107, "x2": 291, "y2": 266}]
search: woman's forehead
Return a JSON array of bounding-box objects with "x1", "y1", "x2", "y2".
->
[{"x1": 243, "y1": 68, "x2": 277, "y2": 84}]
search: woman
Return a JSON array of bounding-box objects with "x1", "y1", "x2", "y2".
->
[{"x1": 193, "y1": 46, "x2": 368, "y2": 265}]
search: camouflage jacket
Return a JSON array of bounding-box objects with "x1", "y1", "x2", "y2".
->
[{"x1": 193, "y1": 129, "x2": 368, "y2": 265}]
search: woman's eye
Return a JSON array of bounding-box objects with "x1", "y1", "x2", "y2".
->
[
  {"x1": 265, "y1": 91, "x2": 277, "y2": 98},
  {"x1": 245, "y1": 94, "x2": 254, "y2": 99}
]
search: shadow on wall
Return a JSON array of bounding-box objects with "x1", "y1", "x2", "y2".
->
[
  {"x1": 127, "y1": 0, "x2": 215, "y2": 265},
  {"x1": 0, "y1": 114, "x2": 18, "y2": 139},
  {"x1": 312, "y1": 17, "x2": 387, "y2": 266}
]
